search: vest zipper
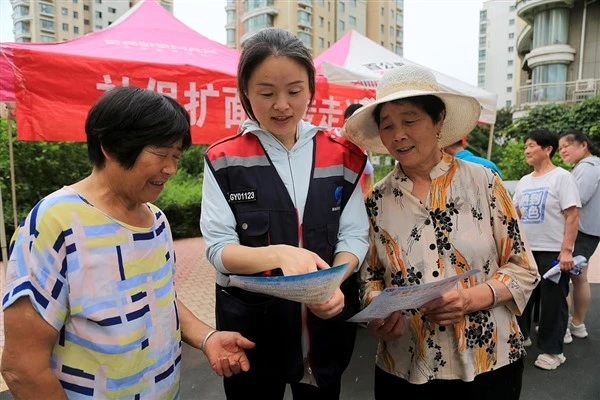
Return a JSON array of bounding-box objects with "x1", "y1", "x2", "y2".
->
[{"x1": 288, "y1": 150, "x2": 317, "y2": 386}]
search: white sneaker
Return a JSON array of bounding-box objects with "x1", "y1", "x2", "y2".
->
[
  {"x1": 564, "y1": 328, "x2": 573, "y2": 344},
  {"x1": 569, "y1": 322, "x2": 588, "y2": 338}
]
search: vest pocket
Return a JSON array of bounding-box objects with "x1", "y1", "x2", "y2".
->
[
  {"x1": 236, "y1": 211, "x2": 270, "y2": 247},
  {"x1": 303, "y1": 223, "x2": 339, "y2": 263}
]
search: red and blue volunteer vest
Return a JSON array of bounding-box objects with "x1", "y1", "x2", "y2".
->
[{"x1": 204, "y1": 130, "x2": 366, "y2": 387}]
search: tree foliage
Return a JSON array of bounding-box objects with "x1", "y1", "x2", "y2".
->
[
  {"x1": 496, "y1": 96, "x2": 600, "y2": 180},
  {"x1": 1, "y1": 120, "x2": 206, "y2": 251}
]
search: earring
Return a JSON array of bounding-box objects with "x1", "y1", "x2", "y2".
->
[{"x1": 436, "y1": 130, "x2": 441, "y2": 139}]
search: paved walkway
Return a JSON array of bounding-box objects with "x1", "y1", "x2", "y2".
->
[{"x1": 1, "y1": 237, "x2": 600, "y2": 395}]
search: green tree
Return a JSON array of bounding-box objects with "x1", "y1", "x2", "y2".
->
[{"x1": 496, "y1": 96, "x2": 600, "y2": 180}]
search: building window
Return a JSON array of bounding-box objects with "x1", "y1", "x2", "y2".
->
[
  {"x1": 74, "y1": 26, "x2": 79, "y2": 34},
  {"x1": 509, "y1": 5, "x2": 515, "y2": 12},
  {"x1": 84, "y1": 5, "x2": 89, "y2": 10},
  {"x1": 84, "y1": 19, "x2": 90, "y2": 25},
  {"x1": 62, "y1": 23, "x2": 69, "y2": 32},
  {"x1": 390, "y1": 26, "x2": 394, "y2": 36},
  {"x1": 40, "y1": 3, "x2": 54, "y2": 15},
  {"x1": 298, "y1": 10, "x2": 311, "y2": 25},
  {"x1": 72, "y1": 0, "x2": 78, "y2": 3},
  {"x1": 61, "y1": 7, "x2": 68, "y2": 16},
  {"x1": 39, "y1": 19, "x2": 54, "y2": 31},
  {"x1": 319, "y1": 16, "x2": 324, "y2": 27},
  {"x1": 478, "y1": 64, "x2": 485, "y2": 73},
  {"x1": 40, "y1": 34, "x2": 55, "y2": 42},
  {"x1": 381, "y1": 7, "x2": 384, "y2": 16},
  {"x1": 96, "y1": 11, "x2": 102, "y2": 19},
  {"x1": 319, "y1": 37, "x2": 324, "y2": 48},
  {"x1": 297, "y1": 31, "x2": 311, "y2": 48},
  {"x1": 507, "y1": 87, "x2": 512, "y2": 93},
  {"x1": 508, "y1": 46, "x2": 514, "y2": 52},
  {"x1": 95, "y1": 0, "x2": 102, "y2": 3},
  {"x1": 338, "y1": 20, "x2": 345, "y2": 31},
  {"x1": 479, "y1": 37, "x2": 486, "y2": 47},
  {"x1": 95, "y1": 25, "x2": 102, "y2": 30},
  {"x1": 226, "y1": 30, "x2": 236, "y2": 45},
  {"x1": 506, "y1": 100, "x2": 512, "y2": 107},
  {"x1": 478, "y1": 76, "x2": 485, "y2": 86},
  {"x1": 15, "y1": 21, "x2": 30, "y2": 35},
  {"x1": 533, "y1": 8, "x2": 569, "y2": 48},
  {"x1": 318, "y1": 0, "x2": 324, "y2": 6},
  {"x1": 507, "y1": 73, "x2": 513, "y2": 80},
  {"x1": 381, "y1": 24, "x2": 384, "y2": 33},
  {"x1": 73, "y1": 11, "x2": 79, "y2": 18},
  {"x1": 243, "y1": 14, "x2": 274, "y2": 34},
  {"x1": 508, "y1": 60, "x2": 514, "y2": 66},
  {"x1": 509, "y1": 19, "x2": 515, "y2": 26},
  {"x1": 479, "y1": 23, "x2": 486, "y2": 34},
  {"x1": 339, "y1": 2, "x2": 345, "y2": 13},
  {"x1": 14, "y1": 5, "x2": 29, "y2": 17},
  {"x1": 509, "y1": 32, "x2": 514, "y2": 39},
  {"x1": 108, "y1": 7, "x2": 116, "y2": 13},
  {"x1": 350, "y1": 0, "x2": 356, "y2": 6},
  {"x1": 349, "y1": 15, "x2": 356, "y2": 26}
]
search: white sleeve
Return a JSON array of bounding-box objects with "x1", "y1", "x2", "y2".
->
[{"x1": 200, "y1": 164, "x2": 240, "y2": 274}]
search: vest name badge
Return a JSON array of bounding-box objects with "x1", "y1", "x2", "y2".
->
[{"x1": 228, "y1": 189, "x2": 257, "y2": 204}]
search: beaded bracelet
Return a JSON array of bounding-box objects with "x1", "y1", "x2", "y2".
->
[
  {"x1": 485, "y1": 281, "x2": 499, "y2": 309},
  {"x1": 201, "y1": 329, "x2": 219, "y2": 353}
]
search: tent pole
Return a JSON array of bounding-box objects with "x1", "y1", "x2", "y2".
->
[
  {"x1": 0, "y1": 181, "x2": 8, "y2": 264},
  {"x1": 7, "y1": 113, "x2": 17, "y2": 228},
  {"x1": 486, "y1": 124, "x2": 495, "y2": 160}
]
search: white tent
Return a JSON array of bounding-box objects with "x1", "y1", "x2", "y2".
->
[{"x1": 314, "y1": 30, "x2": 498, "y2": 125}]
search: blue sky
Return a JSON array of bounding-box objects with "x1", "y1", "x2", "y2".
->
[{"x1": 0, "y1": 0, "x2": 485, "y2": 85}]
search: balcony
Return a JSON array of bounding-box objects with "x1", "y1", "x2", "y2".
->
[
  {"x1": 516, "y1": 0, "x2": 574, "y2": 24},
  {"x1": 522, "y1": 44, "x2": 575, "y2": 69},
  {"x1": 515, "y1": 79, "x2": 600, "y2": 110}
]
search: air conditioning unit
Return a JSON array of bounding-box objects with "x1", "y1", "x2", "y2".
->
[{"x1": 573, "y1": 79, "x2": 596, "y2": 102}]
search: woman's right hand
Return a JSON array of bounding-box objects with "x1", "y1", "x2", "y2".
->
[
  {"x1": 271, "y1": 244, "x2": 330, "y2": 276},
  {"x1": 366, "y1": 311, "x2": 407, "y2": 341}
]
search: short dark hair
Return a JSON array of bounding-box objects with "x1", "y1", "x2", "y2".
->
[
  {"x1": 344, "y1": 103, "x2": 363, "y2": 121},
  {"x1": 559, "y1": 129, "x2": 600, "y2": 156},
  {"x1": 85, "y1": 86, "x2": 191, "y2": 169},
  {"x1": 237, "y1": 28, "x2": 315, "y2": 121},
  {"x1": 525, "y1": 129, "x2": 558, "y2": 157},
  {"x1": 373, "y1": 95, "x2": 446, "y2": 128}
]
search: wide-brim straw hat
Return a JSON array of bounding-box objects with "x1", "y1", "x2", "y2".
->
[{"x1": 344, "y1": 64, "x2": 482, "y2": 154}]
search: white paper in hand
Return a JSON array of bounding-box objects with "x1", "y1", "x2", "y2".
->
[
  {"x1": 228, "y1": 263, "x2": 351, "y2": 303},
  {"x1": 347, "y1": 269, "x2": 480, "y2": 323}
]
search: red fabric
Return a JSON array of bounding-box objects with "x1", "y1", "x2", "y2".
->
[{"x1": 1, "y1": 0, "x2": 375, "y2": 144}]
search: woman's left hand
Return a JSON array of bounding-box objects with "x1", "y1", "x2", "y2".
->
[
  {"x1": 419, "y1": 289, "x2": 469, "y2": 326},
  {"x1": 204, "y1": 331, "x2": 255, "y2": 377},
  {"x1": 307, "y1": 288, "x2": 345, "y2": 319}
]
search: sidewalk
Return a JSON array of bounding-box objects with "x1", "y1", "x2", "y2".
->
[{"x1": 1, "y1": 237, "x2": 599, "y2": 396}]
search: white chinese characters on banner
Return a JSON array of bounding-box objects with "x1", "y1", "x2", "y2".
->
[{"x1": 96, "y1": 75, "x2": 363, "y2": 131}]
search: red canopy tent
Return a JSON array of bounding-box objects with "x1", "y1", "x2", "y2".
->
[{"x1": 0, "y1": 0, "x2": 372, "y2": 143}]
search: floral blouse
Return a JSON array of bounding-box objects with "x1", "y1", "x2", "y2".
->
[{"x1": 359, "y1": 153, "x2": 540, "y2": 384}]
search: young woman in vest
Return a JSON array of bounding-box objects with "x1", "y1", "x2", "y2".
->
[{"x1": 200, "y1": 28, "x2": 369, "y2": 399}]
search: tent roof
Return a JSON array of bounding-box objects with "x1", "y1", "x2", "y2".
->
[
  {"x1": 314, "y1": 30, "x2": 498, "y2": 125},
  {"x1": 0, "y1": 0, "x2": 240, "y2": 101}
]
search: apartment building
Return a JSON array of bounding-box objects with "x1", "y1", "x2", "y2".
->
[
  {"x1": 10, "y1": 0, "x2": 173, "y2": 43},
  {"x1": 225, "y1": 0, "x2": 404, "y2": 57},
  {"x1": 514, "y1": 0, "x2": 600, "y2": 112},
  {"x1": 478, "y1": 1, "x2": 518, "y2": 110}
]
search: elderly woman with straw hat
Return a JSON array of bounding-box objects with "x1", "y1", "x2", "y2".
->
[{"x1": 344, "y1": 64, "x2": 540, "y2": 399}]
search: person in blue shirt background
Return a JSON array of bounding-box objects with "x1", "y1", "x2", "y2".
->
[{"x1": 444, "y1": 137, "x2": 503, "y2": 178}]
